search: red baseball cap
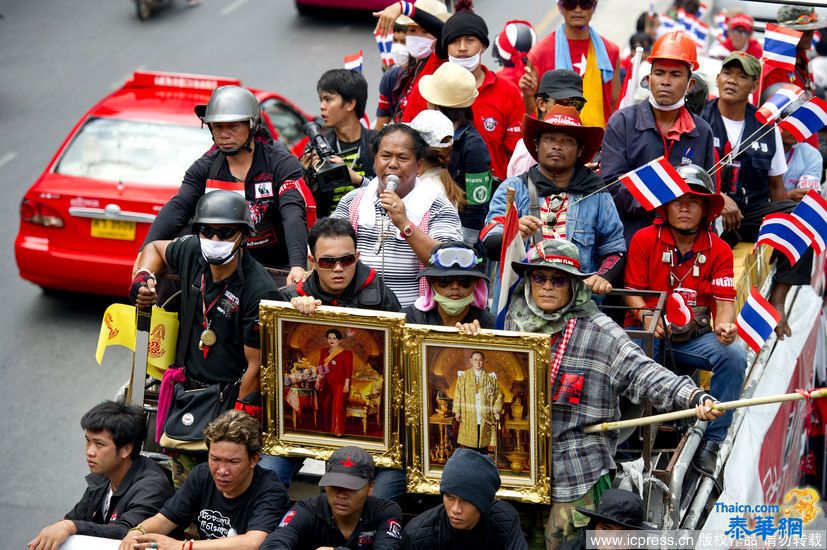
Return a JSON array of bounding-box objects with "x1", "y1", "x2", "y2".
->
[{"x1": 729, "y1": 13, "x2": 754, "y2": 33}]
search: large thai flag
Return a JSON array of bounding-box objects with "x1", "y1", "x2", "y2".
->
[
  {"x1": 763, "y1": 24, "x2": 802, "y2": 71},
  {"x1": 778, "y1": 97, "x2": 827, "y2": 142},
  {"x1": 736, "y1": 287, "x2": 781, "y2": 353},
  {"x1": 344, "y1": 50, "x2": 363, "y2": 72},
  {"x1": 791, "y1": 190, "x2": 827, "y2": 254},
  {"x1": 494, "y1": 197, "x2": 525, "y2": 329},
  {"x1": 756, "y1": 84, "x2": 805, "y2": 125},
  {"x1": 755, "y1": 213, "x2": 814, "y2": 265},
  {"x1": 619, "y1": 157, "x2": 691, "y2": 211}
]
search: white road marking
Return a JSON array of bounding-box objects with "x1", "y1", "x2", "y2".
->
[
  {"x1": 0, "y1": 151, "x2": 18, "y2": 170},
  {"x1": 221, "y1": 0, "x2": 248, "y2": 16}
]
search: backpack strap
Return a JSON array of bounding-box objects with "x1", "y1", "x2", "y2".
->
[
  {"x1": 526, "y1": 173, "x2": 544, "y2": 245},
  {"x1": 207, "y1": 151, "x2": 225, "y2": 181}
]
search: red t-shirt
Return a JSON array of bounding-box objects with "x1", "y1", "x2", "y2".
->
[
  {"x1": 472, "y1": 67, "x2": 524, "y2": 181},
  {"x1": 624, "y1": 224, "x2": 736, "y2": 324},
  {"x1": 528, "y1": 30, "x2": 620, "y2": 124},
  {"x1": 398, "y1": 55, "x2": 445, "y2": 123}
]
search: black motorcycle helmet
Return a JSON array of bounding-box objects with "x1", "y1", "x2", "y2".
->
[
  {"x1": 191, "y1": 190, "x2": 254, "y2": 234},
  {"x1": 684, "y1": 72, "x2": 709, "y2": 116}
]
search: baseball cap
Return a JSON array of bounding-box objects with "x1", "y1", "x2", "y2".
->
[
  {"x1": 729, "y1": 13, "x2": 754, "y2": 33},
  {"x1": 721, "y1": 51, "x2": 761, "y2": 78},
  {"x1": 537, "y1": 69, "x2": 586, "y2": 102},
  {"x1": 319, "y1": 446, "x2": 375, "y2": 490},
  {"x1": 408, "y1": 110, "x2": 454, "y2": 148}
]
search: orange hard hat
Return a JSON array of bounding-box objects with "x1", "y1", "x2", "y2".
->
[{"x1": 647, "y1": 31, "x2": 699, "y2": 71}]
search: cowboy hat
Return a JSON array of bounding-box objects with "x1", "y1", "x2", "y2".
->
[{"x1": 522, "y1": 105, "x2": 604, "y2": 163}]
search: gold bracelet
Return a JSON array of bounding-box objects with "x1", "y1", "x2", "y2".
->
[{"x1": 128, "y1": 525, "x2": 147, "y2": 535}]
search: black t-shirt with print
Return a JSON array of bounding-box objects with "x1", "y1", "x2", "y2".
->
[
  {"x1": 160, "y1": 463, "x2": 289, "y2": 539},
  {"x1": 165, "y1": 234, "x2": 279, "y2": 384}
]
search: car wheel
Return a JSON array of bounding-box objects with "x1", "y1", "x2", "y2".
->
[{"x1": 136, "y1": 0, "x2": 153, "y2": 20}]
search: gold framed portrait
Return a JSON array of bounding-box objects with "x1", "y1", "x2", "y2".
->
[
  {"x1": 403, "y1": 325, "x2": 552, "y2": 504},
  {"x1": 259, "y1": 300, "x2": 406, "y2": 468}
]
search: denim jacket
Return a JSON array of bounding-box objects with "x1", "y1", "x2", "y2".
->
[{"x1": 482, "y1": 165, "x2": 626, "y2": 273}]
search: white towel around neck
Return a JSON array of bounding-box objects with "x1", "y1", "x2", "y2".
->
[{"x1": 356, "y1": 176, "x2": 444, "y2": 231}]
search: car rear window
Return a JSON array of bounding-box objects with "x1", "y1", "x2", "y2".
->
[{"x1": 55, "y1": 117, "x2": 213, "y2": 185}]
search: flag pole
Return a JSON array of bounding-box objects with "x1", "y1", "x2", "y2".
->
[
  {"x1": 583, "y1": 388, "x2": 827, "y2": 434},
  {"x1": 504, "y1": 186, "x2": 516, "y2": 216}
]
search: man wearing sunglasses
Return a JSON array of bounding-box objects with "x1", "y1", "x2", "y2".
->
[
  {"x1": 503, "y1": 239, "x2": 721, "y2": 549},
  {"x1": 508, "y1": 69, "x2": 586, "y2": 178},
  {"x1": 526, "y1": 0, "x2": 621, "y2": 129},
  {"x1": 483, "y1": 105, "x2": 625, "y2": 296},
  {"x1": 601, "y1": 30, "x2": 716, "y2": 244},
  {"x1": 403, "y1": 242, "x2": 494, "y2": 332},
  {"x1": 760, "y1": 6, "x2": 821, "y2": 148},
  {"x1": 132, "y1": 190, "x2": 279, "y2": 439}
]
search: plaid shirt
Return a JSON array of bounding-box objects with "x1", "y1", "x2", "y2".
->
[{"x1": 550, "y1": 312, "x2": 698, "y2": 502}]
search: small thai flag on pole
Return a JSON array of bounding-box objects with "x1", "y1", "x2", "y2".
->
[
  {"x1": 375, "y1": 31, "x2": 395, "y2": 68},
  {"x1": 714, "y1": 13, "x2": 727, "y2": 40},
  {"x1": 756, "y1": 83, "x2": 805, "y2": 124},
  {"x1": 791, "y1": 190, "x2": 827, "y2": 254},
  {"x1": 736, "y1": 287, "x2": 780, "y2": 353},
  {"x1": 618, "y1": 157, "x2": 691, "y2": 211},
  {"x1": 763, "y1": 23, "x2": 802, "y2": 72},
  {"x1": 344, "y1": 50, "x2": 363, "y2": 72},
  {"x1": 691, "y1": 19, "x2": 709, "y2": 47},
  {"x1": 778, "y1": 97, "x2": 827, "y2": 142},
  {"x1": 658, "y1": 14, "x2": 676, "y2": 34},
  {"x1": 755, "y1": 212, "x2": 814, "y2": 265},
  {"x1": 494, "y1": 193, "x2": 525, "y2": 329}
]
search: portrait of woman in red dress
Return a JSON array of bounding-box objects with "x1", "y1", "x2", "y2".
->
[{"x1": 315, "y1": 329, "x2": 353, "y2": 436}]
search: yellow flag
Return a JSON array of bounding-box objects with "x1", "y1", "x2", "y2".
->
[
  {"x1": 95, "y1": 304, "x2": 137, "y2": 364},
  {"x1": 146, "y1": 306, "x2": 179, "y2": 380}
]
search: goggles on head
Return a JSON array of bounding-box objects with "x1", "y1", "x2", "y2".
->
[{"x1": 429, "y1": 246, "x2": 482, "y2": 270}]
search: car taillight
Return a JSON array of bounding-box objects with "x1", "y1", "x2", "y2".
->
[{"x1": 20, "y1": 198, "x2": 64, "y2": 228}]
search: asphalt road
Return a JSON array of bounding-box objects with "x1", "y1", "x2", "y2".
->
[{"x1": 0, "y1": 0, "x2": 652, "y2": 546}]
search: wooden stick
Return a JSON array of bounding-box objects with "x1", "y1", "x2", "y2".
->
[
  {"x1": 583, "y1": 388, "x2": 827, "y2": 434},
  {"x1": 504, "y1": 186, "x2": 516, "y2": 216}
]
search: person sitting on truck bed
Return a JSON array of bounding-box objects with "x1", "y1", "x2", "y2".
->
[{"x1": 28, "y1": 401, "x2": 173, "y2": 550}]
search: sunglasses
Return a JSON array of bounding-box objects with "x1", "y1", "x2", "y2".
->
[
  {"x1": 432, "y1": 276, "x2": 476, "y2": 289},
  {"x1": 529, "y1": 272, "x2": 570, "y2": 288},
  {"x1": 198, "y1": 226, "x2": 240, "y2": 240},
  {"x1": 552, "y1": 97, "x2": 587, "y2": 111},
  {"x1": 559, "y1": 0, "x2": 597, "y2": 10},
  {"x1": 316, "y1": 254, "x2": 357, "y2": 270}
]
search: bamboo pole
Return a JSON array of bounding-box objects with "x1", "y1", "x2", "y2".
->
[{"x1": 583, "y1": 388, "x2": 827, "y2": 434}]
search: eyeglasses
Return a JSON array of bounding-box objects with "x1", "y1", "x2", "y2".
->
[
  {"x1": 528, "y1": 272, "x2": 570, "y2": 288},
  {"x1": 432, "y1": 276, "x2": 476, "y2": 289},
  {"x1": 316, "y1": 254, "x2": 357, "y2": 270},
  {"x1": 559, "y1": 0, "x2": 597, "y2": 11},
  {"x1": 430, "y1": 247, "x2": 482, "y2": 270},
  {"x1": 198, "y1": 226, "x2": 240, "y2": 240},
  {"x1": 552, "y1": 97, "x2": 587, "y2": 111}
]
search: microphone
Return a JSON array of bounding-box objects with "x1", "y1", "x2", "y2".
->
[{"x1": 385, "y1": 174, "x2": 399, "y2": 193}]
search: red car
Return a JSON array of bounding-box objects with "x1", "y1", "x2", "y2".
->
[
  {"x1": 295, "y1": 0, "x2": 391, "y2": 15},
  {"x1": 15, "y1": 70, "x2": 313, "y2": 297}
]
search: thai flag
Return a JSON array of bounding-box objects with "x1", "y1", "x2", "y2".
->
[
  {"x1": 494, "y1": 196, "x2": 525, "y2": 329},
  {"x1": 763, "y1": 23, "x2": 802, "y2": 72},
  {"x1": 658, "y1": 14, "x2": 676, "y2": 35},
  {"x1": 714, "y1": 13, "x2": 727, "y2": 40},
  {"x1": 375, "y1": 31, "x2": 395, "y2": 68},
  {"x1": 756, "y1": 83, "x2": 805, "y2": 124},
  {"x1": 619, "y1": 157, "x2": 691, "y2": 211},
  {"x1": 778, "y1": 97, "x2": 827, "y2": 142},
  {"x1": 696, "y1": 2, "x2": 709, "y2": 19},
  {"x1": 755, "y1": 212, "x2": 814, "y2": 265},
  {"x1": 736, "y1": 287, "x2": 780, "y2": 353},
  {"x1": 791, "y1": 190, "x2": 827, "y2": 254},
  {"x1": 344, "y1": 50, "x2": 363, "y2": 72}
]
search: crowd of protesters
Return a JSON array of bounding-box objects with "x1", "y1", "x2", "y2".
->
[{"x1": 32, "y1": 1, "x2": 827, "y2": 550}]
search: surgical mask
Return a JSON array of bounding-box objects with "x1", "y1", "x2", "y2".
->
[
  {"x1": 405, "y1": 35, "x2": 435, "y2": 60},
  {"x1": 648, "y1": 80, "x2": 691, "y2": 111},
  {"x1": 200, "y1": 237, "x2": 239, "y2": 265},
  {"x1": 433, "y1": 292, "x2": 474, "y2": 315},
  {"x1": 391, "y1": 42, "x2": 410, "y2": 67},
  {"x1": 448, "y1": 52, "x2": 481, "y2": 72}
]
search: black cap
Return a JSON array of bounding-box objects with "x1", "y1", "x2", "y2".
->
[
  {"x1": 576, "y1": 489, "x2": 655, "y2": 530},
  {"x1": 537, "y1": 69, "x2": 586, "y2": 102},
  {"x1": 319, "y1": 446, "x2": 375, "y2": 490},
  {"x1": 437, "y1": 11, "x2": 490, "y2": 58}
]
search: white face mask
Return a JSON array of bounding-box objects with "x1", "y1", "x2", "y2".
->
[
  {"x1": 200, "y1": 237, "x2": 238, "y2": 265},
  {"x1": 391, "y1": 42, "x2": 410, "y2": 67},
  {"x1": 448, "y1": 52, "x2": 481, "y2": 72},
  {"x1": 405, "y1": 35, "x2": 435, "y2": 60}
]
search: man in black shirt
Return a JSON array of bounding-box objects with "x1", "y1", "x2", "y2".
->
[
  {"x1": 119, "y1": 410, "x2": 289, "y2": 550},
  {"x1": 28, "y1": 402, "x2": 172, "y2": 549},
  {"x1": 139, "y1": 85, "x2": 310, "y2": 284},
  {"x1": 261, "y1": 446, "x2": 403, "y2": 550},
  {"x1": 402, "y1": 448, "x2": 526, "y2": 550},
  {"x1": 304, "y1": 69, "x2": 377, "y2": 217}
]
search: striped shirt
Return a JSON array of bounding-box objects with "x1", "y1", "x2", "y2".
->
[{"x1": 332, "y1": 190, "x2": 463, "y2": 306}]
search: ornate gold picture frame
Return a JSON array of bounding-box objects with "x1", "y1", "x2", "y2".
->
[
  {"x1": 259, "y1": 300, "x2": 406, "y2": 468},
  {"x1": 403, "y1": 325, "x2": 552, "y2": 504}
]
